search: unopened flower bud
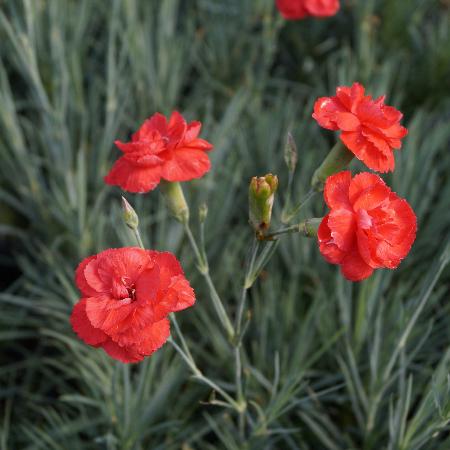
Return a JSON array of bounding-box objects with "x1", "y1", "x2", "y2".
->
[
  {"x1": 121, "y1": 196, "x2": 139, "y2": 230},
  {"x1": 284, "y1": 132, "x2": 298, "y2": 173},
  {"x1": 249, "y1": 174, "x2": 278, "y2": 238},
  {"x1": 160, "y1": 181, "x2": 190, "y2": 224},
  {"x1": 199, "y1": 202, "x2": 208, "y2": 223}
]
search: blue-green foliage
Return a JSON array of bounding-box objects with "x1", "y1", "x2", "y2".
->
[{"x1": 0, "y1": 0, "x2": 449, "y2": 448}]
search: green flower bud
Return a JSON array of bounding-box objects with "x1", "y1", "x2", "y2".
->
[
  {"x1": 121, "y1": 196, "x2": 139, "y2": 230},
  {"x1": 249, "y1": 174, "x2": 278, "y2": 238},
  {"x1": 160, "y1": 181, "x2": 190, "y2": 224},
  {"x1": 284, "y1": 132, "x2": 298, "y2": 173}
]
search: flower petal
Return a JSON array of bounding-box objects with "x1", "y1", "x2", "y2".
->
[
  {"x1": 161, "y1": 149, "x2": 211, "y2": 182},
  {"x1": 131, "y1": 318, "x2": 170, "y2": 357},
  {"x1": 147, "y1": 251, "x2": 184, "y2": 289},
  {"x1": 340, "y1": 246, "x2": 374, "y2": 281},
  {"x1": 324, "y1": 171, "x2": 352, "y2": 210},
  {"x1": 328, "y1": 209, "x2": 356, "y2": 251},
  {"x1": 83, "y1": 257, "x2": 109, "y2": 293},
  {"x1": 101, "y1": 339, "x2": 144, "y2": 364},
  {"x1": 356, "y1": 228, "x2": 383, "y2": 268},
  {"x1": 335, "y1": 82, "x2": 365, "y2": 112},
  {"x1": 159, "y1": 275, "x2": 195, "y2": 313},
  {"x1": 135, "y1": 266, "x2": 160, "y2": 304},
  {"x1": 275, "y1": 0, "x2": 308, "y2": 19},
  {"x1": 167, "y1": 111, "x2": 187, "y2": 147},
  {"x1": 104, "y1": 157, "x2": 162, "y2": 193},
  {"x1": 348, "y1": 172, "x2": 385, "y2": 204},
  {"x1": 132, "y1": 113, "x2": 167, "y2": 141},
  {"x1": 75, "y1": 255, "x2": 103, "y2": 297},
  {"x1": 185, "y1": 121, "x2": 201, "y2": 142},
  {"x1": 313, "y1": 97, "x2": 346, "y2": 130},
  {"x1": 336, "y1": 112, "x2": 360, "y2": 131},
  {"x1": 382, "y1": 123, "x2": 408, "y2": 143},
  {"x1": 352, "y1": 183, "x2": 391, "y2": 211},
  {"x1": 305, "y1": 0, "x2": 340, "y2": 17},
  {"x1": 318, "y1": 214, "x2": 346, "y2": 264},
  {"x1": 85, "y1": 295, "x2": 136, "y2": 334},
  {"x1": 341, "y1": 131, "x2": 394, "y2": 173},
  {"x1": 70, "y1": 299, "x2": 108, "y2": 346},
  {"x1": 95, "y1": 247, "x2": 151, "y2": 290},
  {"x1": 184, "y1": 138, "x2": 214, "y2": 151}
]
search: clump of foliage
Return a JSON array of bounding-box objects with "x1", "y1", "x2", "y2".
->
[{"x1": 0, "y1": 0, "x2": 449, "y2": 449}]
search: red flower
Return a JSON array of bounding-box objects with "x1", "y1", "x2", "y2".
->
[
  {"x1": 276, "y1": 0, "x2": 340, "y2": 19},
  {"x1": 105, "y1": 112, "x2": 213, "y2": 193},
  {"x1": 313, "y1": 82, "x2": 408, "y2": 172},
  {"x1": 318, "y1": 171, "x2": 416, "y2": 281},
  {"x1": 70, "y1": 247, "x2": 195, "y2": 363}
]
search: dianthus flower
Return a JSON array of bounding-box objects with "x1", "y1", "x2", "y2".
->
[
  {"x1": 313, "y1": 83, "x2": 408, "y2": 172},
  {"x1": 276, "y1": 0, "x2": 340, "y2": 19},
  {"x1": 105, "y1": 112, "x2": 213, "y2": 193},
  {"x1": 70, "y1": 247, "x2": 195, "y2": 363},
  {"x1": 318, "y1": 171, "x2": 416, "y2": 281}
]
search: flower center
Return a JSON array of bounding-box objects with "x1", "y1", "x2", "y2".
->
[
  {"x1": 126, "y1": 286, "x2": 137, "y2": 301},
  {"x1": 112, "y1": 276, "x2": 137, "y2": 301},
  {"x1": 121, "y1": 276, "x2": 137, "y2": 301}
]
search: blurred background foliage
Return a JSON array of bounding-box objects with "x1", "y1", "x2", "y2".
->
[{"x1": 0, "y1": 0, "x2": 449, "y2": 449}]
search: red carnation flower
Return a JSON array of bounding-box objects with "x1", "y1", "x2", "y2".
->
[
  {"x1": 276, "y1": 0, "x2": 340, "y2": 19},
  {"x1": 318, "y1": 171, "x2": 416, "y2": 281},
  {"x1": 105, "y1": 112, "x2": 213, "y2": 193},
  {"x1": 313, "y1": 82, "x2": 408, "y2": 172},
  {"x1": 70, "y1": 247, "x2": 195, "y2": 363}
]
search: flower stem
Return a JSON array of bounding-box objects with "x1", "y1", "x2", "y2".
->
[
  {"x1": 235, "y1": 346, "x2": 245, "y2": 439},
  {"x1": 280, "y1": 170, "x2": 295, "y2": 222},
  {"x1": 170, "y1": 313, "x2": 195, "y2": 364},
  {"x1": 183, "y1": 221, "x2": 235, "y2": 340},
  {"x1": 167, "y1": 335, "x2": 200, "y2": 376},
  {"x1": 133, "y1": 228, "x2": 145, "y2": 249},
  {"x1": 194, "y1": 373, "x2": 243, "y2": 411},
  {"x1": 264, "y1": 218, "x2": 322, "y2": 240},
  {"x1": 232, "y1": 236, "x2": 259, "y2": 441},
  {"x1": 281, "y1": 189, "x2": 315, "y2": 224},
  {"x1": 235, "y1": 237, "x2": 258, "y2": 338},
  {"x1": 168, "y1": 333, "x2": 241, "y2": 411}
]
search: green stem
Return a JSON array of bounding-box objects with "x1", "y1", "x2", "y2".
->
[
  {"x1": 280, "y1": 171, "x2": 295, "y2": 222},
  {"x1": 168, "y1": 336, "x2": 241, "y2": 410},
  {"x1": 235, "y1": 346, "x2": 245, "y2": 439},
  {"x1": 170, "y1": 313, "x2": 195, "y2": 364},
  {"x1": 264, "y1": 218, "x2": 322, "y2": 240},
  {"x1": 132, "y1": 228, "x2": 145, "y2": 249},
  {"x1": 167, "y1": 336, "x2": 200, "y2": 375},
  {"x1": 281, "y1": 189, "x2": 315, "y2": 224},
  {"x1": 233, "y1": 237, "x2": 259, "y2": 441},
  {"x1": 183, "y1": 221, "x2": 206, "y2": 269},
  {"x1": 235, "y1": 238, "x2": 258, "y2": 338},
  {"x1": 244, "y1": 240, "x2": 279, "y2": 289},
  {"x1": 183, "y1": 221, "x2": 235, "y2": 340},
  {"x1": 199, "y1": 216, "x2": 208, "y2": 265},
  {"x1": 194, "y1": 373, "x2": 242, "y2": 412}
]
